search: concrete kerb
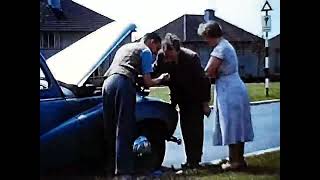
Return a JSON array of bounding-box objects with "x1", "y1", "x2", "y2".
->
[
  {"x1": 250, "y1": 99, "x2": 280, "y2": 106},
  {"x1": 210, "y1": 99, "x2": 280, "y2": 108},
  {"x1": 174, "y1": 99, "x2": 280, "y2": 111},
  {"x1": 204, "y1": 146, "x2": 280, "y2": 165}
]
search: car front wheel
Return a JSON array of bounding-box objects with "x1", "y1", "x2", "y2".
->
[{"x1": 134, "y1": 119, "x2": 167, "y2": 173}]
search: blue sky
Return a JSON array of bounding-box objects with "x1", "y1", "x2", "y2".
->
[{"x1": 74, "y1": 0, "x2": 280, "y2": 40}]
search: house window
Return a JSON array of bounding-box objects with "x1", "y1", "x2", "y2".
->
[
  {"x1": 232, "y1": 42, "x2": 241, "y2": 55},
  {"x1": 274, "y1": 48, "x2": 280, "y2": 73},
  {"x1": 239, "y1": 65, "x2": 245, "y2": 75},
  {"x1": 40, "y1": 32, "x2": 60, "y2": 49}
]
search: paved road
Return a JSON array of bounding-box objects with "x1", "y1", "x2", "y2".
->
[{"x1": 162, "y1": 102, "x2": 280, "y2": 168}]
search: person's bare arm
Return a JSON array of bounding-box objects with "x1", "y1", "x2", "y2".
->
[
  {"x1": 205, "y1": 56, "x2": 222, "y2": 78},
  {"x1": 142, "y1": 73, "x2": 170, "y2": 88}
]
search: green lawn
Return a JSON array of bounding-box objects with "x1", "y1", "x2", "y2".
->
[
  {"x1": 171, "y1": 150, "x2": 280, "y2": 180},
  {"x1": 247, "y1": 82, "x2": 280, "y2": 102},
  {"x1": 93, "y1": 151, "x2": 280, "y2": 180},
  {"x1": 149, "y1": 82, "x2": 280, "y2": 105}
]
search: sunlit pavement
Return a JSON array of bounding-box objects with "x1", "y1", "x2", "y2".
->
[{"x1": 163, "y1": 102, "x2": 280, "y2": 168}]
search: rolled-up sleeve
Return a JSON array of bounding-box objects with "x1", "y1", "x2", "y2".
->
[
  {"x1": 152, "y1": 52, "x2": 165, "y2": 77},
  {"x1": 140, "y1": 48, "x2": 154, "y2": 74}
]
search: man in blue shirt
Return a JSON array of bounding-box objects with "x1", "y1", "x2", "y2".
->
[{"x1": 103, "y1": 33, "x2": 169, "y2": 178}]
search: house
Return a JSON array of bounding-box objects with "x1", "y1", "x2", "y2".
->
[
  {"x1": 269, "y1": 34, "x2": 280, "y2": 80},
  {"x1": 40, "y1": 0, "x2": 133, "y2": 85},
  {"x1": 150, "y1": 9, "x2": 276, "y2": 80},
  {"x1": 40, "y1": 0, "x2": 114, "y2": 58}
]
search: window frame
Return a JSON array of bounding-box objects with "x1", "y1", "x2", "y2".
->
[{"x1": 40, "y1": 31, "x2": 60, "y2": 49}]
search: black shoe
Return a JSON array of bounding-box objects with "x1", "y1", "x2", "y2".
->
[
  {"x1": 181, "y1": 162, "x2": 201, "y2": 169},
  {"x1": 105, "y1": 167, "x2": 115, "y2": 176}
]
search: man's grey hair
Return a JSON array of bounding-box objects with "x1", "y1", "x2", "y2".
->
[{"x1": 162, "y1": 33, "x2": 181, "y2": 51}]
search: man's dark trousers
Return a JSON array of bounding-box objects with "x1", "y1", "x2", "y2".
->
[
  {"x1": 102, "y1": 74, "x2": 136, "y2": 175},
  {"x1": 178, "y1": 103, "x2": 204, "y2": 165}
]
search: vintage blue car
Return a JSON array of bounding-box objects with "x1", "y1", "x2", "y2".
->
[{"x1": 40, "y1": 21, "x2": 179, "y2": 175}]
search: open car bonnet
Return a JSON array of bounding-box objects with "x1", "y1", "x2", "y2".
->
[{"x1": 46, "y1": 21, "x2": 137, "y2": 87}]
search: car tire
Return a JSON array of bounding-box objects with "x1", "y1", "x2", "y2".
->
[{"x1": 134, "y1": 119, "x2": 167, "y2": 173}]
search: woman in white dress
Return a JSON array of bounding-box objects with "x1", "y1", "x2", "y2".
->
[{"x1": 197, "y1": 21, "x2": 254, "y2": 170}]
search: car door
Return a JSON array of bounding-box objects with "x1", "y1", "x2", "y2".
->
[
  {"x1": 40, "y1": 56, "x2": 96, "y2": 172},
  {"x1": 40, "y1": 55, "x2": 105, "y2": 173},
  {"x1": 40, "y1": 58, "x2": 76, "y2": 136}
]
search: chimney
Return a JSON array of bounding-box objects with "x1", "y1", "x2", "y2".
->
[
  {"x1": 48, "y1": 0, "x2": 62, "y2": 10},
  {"x1": 204, "y1": 9, "x2": 215, "y2": 22},
  {"x1": 48, "y1": 0, "x2": 64, "y2": 19}
]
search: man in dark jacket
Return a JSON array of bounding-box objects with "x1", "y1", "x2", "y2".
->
[{"x1": 152, "y1": 33, "x2": 211, "y2": 169}]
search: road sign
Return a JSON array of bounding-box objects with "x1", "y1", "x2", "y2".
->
[
  {"x1": 262, "y1": 15, "x2": 271, "y2": 32},
  {"x1": 261, "y1": 1, "x2": 272, "y2": 97},
  {"x1": 261, "y1": 1, "x2": 273, "y2": 11}
]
